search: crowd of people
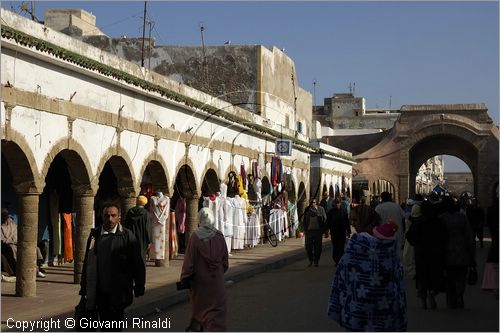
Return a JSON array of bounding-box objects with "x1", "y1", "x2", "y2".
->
[
  {"x1": 325, "y1": 190, "x2": 499, "y2": 331},
  {"x1": 2, "y1": 187, "x2": 497, "y2": 331}
]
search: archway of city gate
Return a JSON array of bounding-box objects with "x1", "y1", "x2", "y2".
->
[{"x1": 409, "y1": 134, "x2": 477, "y2": 201}]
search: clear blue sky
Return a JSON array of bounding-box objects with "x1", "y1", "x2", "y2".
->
[{"x1": 4, "y1": 1, "x2": 499, "y2": 172}]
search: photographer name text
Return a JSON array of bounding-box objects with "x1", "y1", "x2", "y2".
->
[{"x1": 6, "y1": 317, "x2": 172, "y2": 331}]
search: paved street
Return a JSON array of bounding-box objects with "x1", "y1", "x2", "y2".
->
[{"x1": 126, "y1": 242, "x2": 499, "y2": 332}]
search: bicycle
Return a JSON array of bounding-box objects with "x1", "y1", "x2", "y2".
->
[{"x1": 263, "y1": 218, "x2": 278, "y2": 247}]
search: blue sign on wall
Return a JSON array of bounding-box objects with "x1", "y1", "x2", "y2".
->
[{"x1": 275, "y1": 139, "x2": 292, "y2": 156}]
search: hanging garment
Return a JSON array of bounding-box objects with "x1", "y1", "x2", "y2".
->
[
  {"x1": 231, "y1": 196, "x2": 246, "y2": 250},
  {"x1": 279, "y1": 159, "x2": 284, "y2": 183},
  {"x1": 203, "y1": 195, "x2": 220, "y2": 232},
  {"x1": 219, "y1": 183, "x2": 231, "y2": 254},
  {"x1": 271, "y1": 157, "x2": 277, "y2": 186},
  {"x1": 175, "y1": 198, "x2": 187, "y2": 234},
  {"x1": 237, "y1": 175, "x2": 244, "y2": 195},
  {"x1": 288, "y1": 201, "x2": 299, "y2": 236},
  {"x1": 169, "y1": 211, "x2": 178, "y2": 259},
  {"x1": 227, "y1": 171, "x2": 238, "y2": 198},
  {"x1": 49, "y1": 191, "x2": 61, "y2": 257},
  {"x1": 271, "y1": 208, "x2": 289, "y2": 241},
  {"x1": 246, "y1": 207, "x2": 261, "y2": 247},
  {"x1": 62, "y1": 213, "x2": 73, "y2": 262},
  {"x1": 218, "y1": 183, "x2": 227, "y2": 233},
  {"x1": 240, "y1": 161, "x2": 247, "y2": 188},
  {"x1": 149, "y1": 194, "x2": 170, "y2": 260},
  {"x1": 218, "y1": 157, "x2": 224, "y2": 183}
]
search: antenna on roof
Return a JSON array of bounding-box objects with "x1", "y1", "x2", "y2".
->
[
  {"x1": 147, "y1": 19, "x2": 154, "y2": 70},
  {"x1": 389, "y1": 95, "x2": 392, "y2": 109},
  {"x1": 200, "y1": 22, "x2": 209, "y2": 88},
  {"x1": 312, "y1": 79, "x2": 317, "y2": 113},
  {"x1": 140, "y1": 1, "x2": 147, "y2": 67}
]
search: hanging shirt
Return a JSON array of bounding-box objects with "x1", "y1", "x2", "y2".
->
[{"x1": 175, "y1": 198, "x2": 187, "y2": 234}]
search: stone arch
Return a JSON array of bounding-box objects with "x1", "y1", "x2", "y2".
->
[
  {"x1": 371, "y1": 178, "x2": 396, "y2": 196},
  {"x1": 408, "y1": 133, "x2": 477, "y2": 199},
  {"x1": 329, "y1": 184, "x2": 335, "y2": 198},
  {"x1": 297, "y1": 181, "x2": 307, "y2": 203},
  {"x1": 96, "y1": 146, "x2": 138, "y2": 196},
  {"x1": 199, "y1": 161, "x2": 219, "y2": 189},
  {"x1": 40, "y1": 138, "x2": 95, "y2": 195},
  {"x1": 321, "y1": 183, "x2": 328, "y2": 197},
  {"x1": 174, "y1": 164, "x2": 199, "y2": 199},
  {"x1": 261, "y1": 176, "x2": 272, "y2": 196},
  {"x1": 288, "y1": 179, "x2": 297, "y2": 203},
  {"x1": 138, "y1": 153, "x2": 170, "y2": 195},
  {"x1": 174, "y1": 157, "x2": 199, "y2": 196},
  {"x1": 1, "y1": 136, "x2": 42, "y2": 193},
  {"x1": 201, "y1": 168, "x2": 220, "y2": 197}
]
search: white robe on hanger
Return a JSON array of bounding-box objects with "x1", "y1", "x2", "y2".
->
[{"x1": 149, "y1": 194, "x2": 170, "y2": 260}]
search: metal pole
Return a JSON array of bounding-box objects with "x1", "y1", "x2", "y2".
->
[
  {"x1": 200, "y1": 23, "x2": 209, "y2": 87},
  {"x1": 148, "y1": 20, "x2": 153, "y2": 70},
  {"x1": 31, "y1": 1, "x2": 35, "y2": 21},
  {"x1": 141, "y1": 1, "x2": 147, "y2": 67}
]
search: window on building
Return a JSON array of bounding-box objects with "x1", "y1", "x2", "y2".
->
[
  {"x1": 285, "y1": 115, "x2": 290, "y2": 128},
  {"x1": 296, "y1": 121, "x2": 303, "y2": 134}
]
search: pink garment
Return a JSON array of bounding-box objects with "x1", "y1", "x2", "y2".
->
[
  {"x1": 175, "y1": 198, "x2": 186, "y2": 234},
  {"x1": 181, "y1": 232, "x2": 228, "y2": 331}
]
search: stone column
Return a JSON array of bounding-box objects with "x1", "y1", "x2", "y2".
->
[
  {"x1": 399, "y1": 174, "x2": 409, "y2": 204},
  {"x1": 16, "y1": 192, "x2": 39, "y2": 297},
  {"x1": 161, "y1": 196, "x2": 171, "y2": 267},
  {"x1": 117, "y1": 185, "x2": 138, "y2": 218},
  {"x1": 298, "y1": 199, "x2": 308, "y2": 233},
  {"x1": 73, "y1": 192, "x2": 94, "y2": 284},
  {"x1": 185, "y1": 196, "x2": 200, "y2": 244}
]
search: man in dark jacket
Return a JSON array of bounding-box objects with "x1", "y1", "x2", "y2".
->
[
  {"x1": 80, "y1": 202, "x2": 145, "y2": 326},
  {"x1": 326, "y1": 198, "x2": 351, "y2": 264},
  {"x1": 123, "y1": 195, "x2": 152, "y2": 265},
  {"x1": 302, "y1": 199, "x2": 327, "y2": 267}
]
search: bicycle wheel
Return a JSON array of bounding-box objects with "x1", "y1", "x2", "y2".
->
[{"x1": 267, "y1": 227, "x2": 278, "y2": 247}]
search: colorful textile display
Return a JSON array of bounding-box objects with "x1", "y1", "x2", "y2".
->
[
  {"x1": 240, "y1": 161, "x2": 247, "y2": 188},
  {"x1": 62, "y1": 213, "x2": 73, "y2": 262},
  {"x1": 169, "y1": 211, "x2": 178, "y2": 259}
]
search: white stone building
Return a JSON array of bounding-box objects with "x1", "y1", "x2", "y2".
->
[{"x1": 1, "y1": 8, "x2": 354, "y2": 296}]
